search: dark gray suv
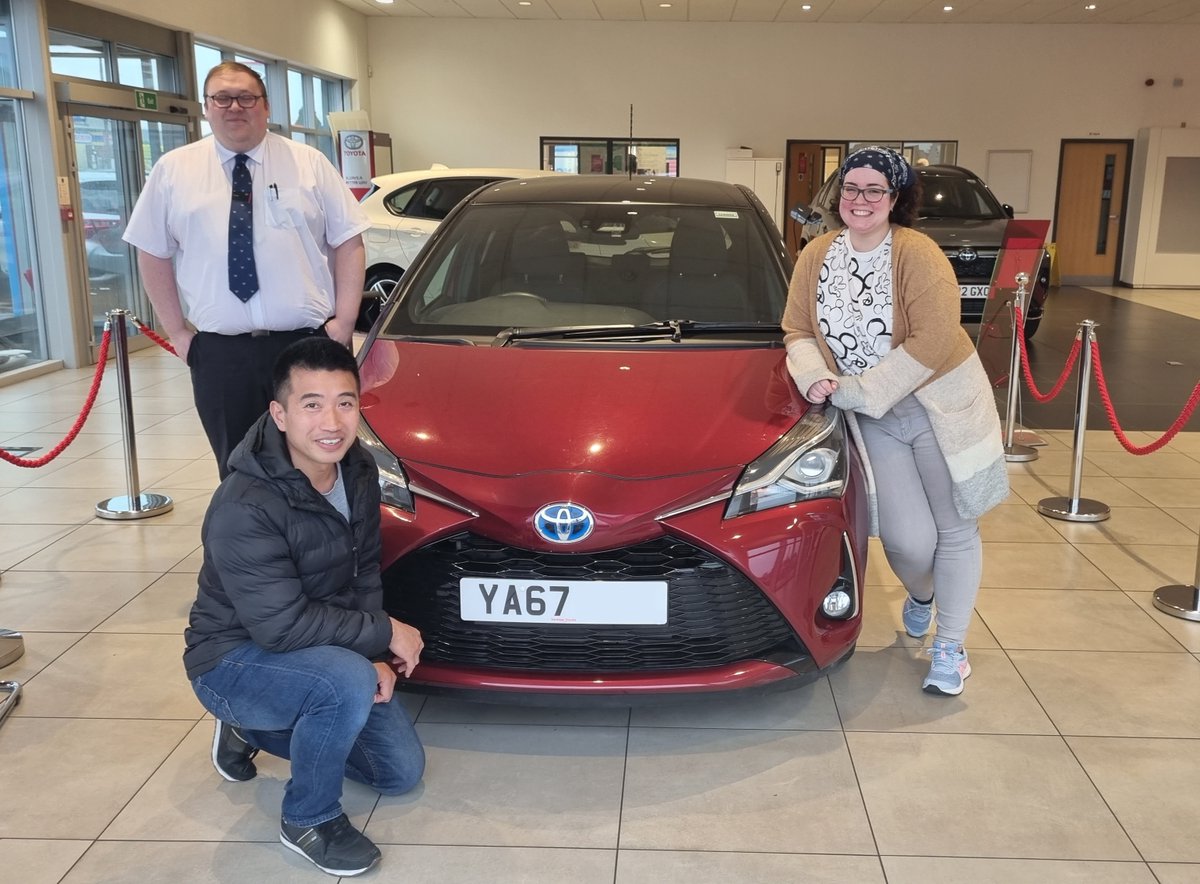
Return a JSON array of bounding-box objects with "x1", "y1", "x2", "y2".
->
[{"x1": 790, "y1": 164, "x2": 1050, "y2": 338}]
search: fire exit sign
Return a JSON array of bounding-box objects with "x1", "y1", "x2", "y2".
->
[{"x1": 134, "y1": 90, "x2": 158, "y2": 111}]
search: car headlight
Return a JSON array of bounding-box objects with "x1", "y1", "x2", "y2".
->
[
  {"x1": 725, "y1": 406, "x2": 847, "y2": 518},
  {"x1": 357, "y1": 418, "x2": 415, "y2": 513}
]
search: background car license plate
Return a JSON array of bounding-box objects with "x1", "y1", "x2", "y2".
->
[
  {"x1": 459, "y1": 578, "x2": 668, "y2": 625},
  {"x1": 959, "y1": 284, "x2": 990, "y2": 299}
]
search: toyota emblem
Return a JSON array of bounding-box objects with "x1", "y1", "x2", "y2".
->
[
  {"x1": 957, "y1": 247, "x2": 978, "y2": 263},
  {"x1": 534, "y1": 503, "x2": 595, "y2": 544}
]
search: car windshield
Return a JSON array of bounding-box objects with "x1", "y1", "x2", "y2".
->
[
  {"x1": 381, "y1": 202, "x2": 788, "y2": 337},
  {"x1": 918, "y1": 175, "x2": 1007, "y2": 220}
]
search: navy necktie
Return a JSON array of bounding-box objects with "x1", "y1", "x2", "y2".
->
[{"x1": 228, "y1": 153, "x2": 259, "y2": 301}]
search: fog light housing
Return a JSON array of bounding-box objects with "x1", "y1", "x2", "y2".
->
[{"x1": 822, "y1": 588, "x2": 853, "y2": 619}]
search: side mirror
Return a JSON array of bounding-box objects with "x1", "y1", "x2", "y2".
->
[
  {"x1": 790, "y1": 204, "x2": 821, "y2": 225},
  {"x1": 1001, "y1": 203, "x2": 1015, "y2": 219}
]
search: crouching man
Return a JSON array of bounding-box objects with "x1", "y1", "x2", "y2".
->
[{"x1": 183, "y1": 336, "x2": 424, "y2": 877}]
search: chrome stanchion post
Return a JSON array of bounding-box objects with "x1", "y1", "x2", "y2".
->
[
  {"x1": 0, "y1": 572, "x2": 23, "y2": 669},
  {"x1": 1003, "y1": 272, "x2": 1037, "y2": 462},
  {"x1": 95, "y1": 309, "x2": 173, "y2": 520},
  {"x1": 1038, "y1": 320, "x2": 1110, "y2": 522},
  {"x1": 0, "y1": 572, "x2": 23, "y2": 727},
  {"x1": 0, "y1": 628, "x2": 23, "y2": 669},
  {"x1": 1152, "y1": 534, "x2": 1200, "y2": 621}
]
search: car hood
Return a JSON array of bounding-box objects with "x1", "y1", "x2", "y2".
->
[
  {"x1": 916, "y1": 216, "x2": 1008, "y2": 249},
  {"x1": 359, "y1": 339, "x2": 807, "y2": 481}
]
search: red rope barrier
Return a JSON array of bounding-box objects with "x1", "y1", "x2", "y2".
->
[
  {"x1": 1015, "y1": 306, "x2": 1080, "y2": 403},
  {"x1": 1091, "y1": 339, "x2": 1200, "y2": 455},
  {"x1": 0, "y1": 328, "x2": 112, "y2": 468},
  {"x1": 130, "y1": 317, "x2": 177, "y2": 356}
]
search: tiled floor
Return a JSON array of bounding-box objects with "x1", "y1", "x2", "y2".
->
[{"x1": 1, "y1": 288, "x2": 1199, "y2": 883}]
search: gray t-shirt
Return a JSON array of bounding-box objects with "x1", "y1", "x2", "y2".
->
[{"x1": 321, "y1": 463, "x2": 350, "y2": 522}]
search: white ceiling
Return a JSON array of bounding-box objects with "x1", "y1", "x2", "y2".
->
[{"x1": 329, "y1": 0, "x2": 1200, "y2": 24}]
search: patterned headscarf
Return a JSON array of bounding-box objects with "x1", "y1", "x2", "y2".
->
[{"x1": 839, "y1": 146, "x2": 914, "y2": 191}]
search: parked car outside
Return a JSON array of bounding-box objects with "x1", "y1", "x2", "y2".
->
[
  {"x1": 354, "y1": 175, "x2": 868, "y2": 701},
  {"x1": 78, "y1": 170, "x2": 124, "y2": 240},
  {"x1": 357, "y1": 165, "x2": 559, "y2": 329},
  {"x1": 790, "y1": 164, "x2": 1051, "y2": 338}
]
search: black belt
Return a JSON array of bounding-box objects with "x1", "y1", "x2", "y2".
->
[{"x1": 200, "y1": 327, "x2": 323, "y2": 339}]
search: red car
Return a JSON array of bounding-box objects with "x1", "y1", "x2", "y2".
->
[{"x1": 356, "y1": 175, "x2": 867, "y2": 700}]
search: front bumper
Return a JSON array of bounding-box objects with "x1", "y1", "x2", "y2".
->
[{"x1": 380, "y1": 495, "x2": 866, "y2": 697}]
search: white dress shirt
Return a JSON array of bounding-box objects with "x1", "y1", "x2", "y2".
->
[{"x1": 124, "y1": 132, "x2": 369, "y2": 334}]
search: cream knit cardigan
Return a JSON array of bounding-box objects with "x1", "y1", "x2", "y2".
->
[{"x1": 782, "y1": 226, "x2": 1009, "y2": 534}]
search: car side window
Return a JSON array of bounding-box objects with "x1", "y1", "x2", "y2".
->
[
  {"x1": 408, "y1": 178, "x2": 495, "y2": 222},
  {"x1": 384, "y1": 184, "x2": 421, "y2": 217}
]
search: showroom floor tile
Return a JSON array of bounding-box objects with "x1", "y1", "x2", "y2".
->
[{"x1": 1, "y1": 285, "x2": 1200, "y2": 883}]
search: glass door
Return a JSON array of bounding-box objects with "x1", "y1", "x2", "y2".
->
[{"x1": 69, "y1": 111, "x2": 188, "y2": 342}]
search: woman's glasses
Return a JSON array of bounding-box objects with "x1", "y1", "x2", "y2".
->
[{"x1": 840, "y1": 184, "x2": 893, "y2": 203}]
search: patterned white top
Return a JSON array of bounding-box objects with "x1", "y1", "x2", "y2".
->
[{"x1": 816, "y1": 230, "x2": 894, "y2": 376}]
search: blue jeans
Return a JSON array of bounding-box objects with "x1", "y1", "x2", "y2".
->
[{"x1": 191, "y1": 642, "x2": 425, "y2": 828}]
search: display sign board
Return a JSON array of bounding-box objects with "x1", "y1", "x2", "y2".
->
[
  {"x1": 975, "y1": 219, "x2": 1051, "y2": 378},
  {"x1": 338, "y1": 130, "x2": 374, "y2": 200}
]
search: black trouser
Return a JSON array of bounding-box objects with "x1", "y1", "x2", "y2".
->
[{"x1": 188, "y1": 327, "x2": 326, "y2": 479}]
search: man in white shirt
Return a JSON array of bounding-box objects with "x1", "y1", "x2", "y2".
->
[{"x1": 124, "y1": 62, "x2": 369, "y2": 478}]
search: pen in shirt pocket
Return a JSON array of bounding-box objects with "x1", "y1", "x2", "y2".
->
[{"x1": 269, "y1": 183, "x2": 280, "y2": 200}]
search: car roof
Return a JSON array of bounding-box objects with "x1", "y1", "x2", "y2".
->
[
  {"x1": 369, "y1": 166, "x2": 557, "y2": 188},
  {"x1": 470, "y1": 175, "x2": 757, "y2": 207},
  {"x1": 916, "y1": 164, "x2": 981, "y2": 179}
]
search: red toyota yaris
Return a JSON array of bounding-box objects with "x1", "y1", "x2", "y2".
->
[{"x1": 355, "y1": 175, "x2": 867, "y2": 700}]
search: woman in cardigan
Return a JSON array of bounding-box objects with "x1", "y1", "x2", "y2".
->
[{"x1": 782, "y1": 146, "x2": 1008, "y2": 695}]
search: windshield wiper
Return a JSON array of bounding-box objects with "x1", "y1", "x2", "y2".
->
[
  {"x1": 493, "y1": 320, "x2": 781, "y2": 346},
  {"x1": 492, "y1": 324, "x2": 646, "y2": 346}
]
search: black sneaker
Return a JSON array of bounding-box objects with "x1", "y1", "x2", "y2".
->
[
  {"x1": 211, "y1": 719, "x2": 258, "y2": 782},
  {"x1": 280, "y1": 813, "x2": 382, "y2": 877}
]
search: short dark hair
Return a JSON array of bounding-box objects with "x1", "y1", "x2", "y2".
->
[
  {"x1": 272, "y1": 337, "x2": 359, "y2": 403},
  {"x1": 203, "y1": 61, "x2": 268, "y2": 102},
  {"x1": 828, "y1": 171, "x2": 924, "y2": 229}
]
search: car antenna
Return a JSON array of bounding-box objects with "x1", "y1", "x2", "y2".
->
[{"x1": 628, "y1": 104, "x2": 634, "y2": 180}]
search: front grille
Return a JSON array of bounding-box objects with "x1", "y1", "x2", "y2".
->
[
  {"x1": 382, "y1": 534, "x2": 802, "y2": 671},
  {"x1": 946, "y1": 251, "x2": 997, "y2": 283}
]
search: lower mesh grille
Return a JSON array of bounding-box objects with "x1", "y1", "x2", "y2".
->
[{"x1": 382, "y1": 534, "x2": 802, "y2": 671}]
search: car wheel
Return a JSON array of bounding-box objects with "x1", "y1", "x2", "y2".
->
[
  {"x1": 358, "y1": 268, "x2": 403, "y2": 331},
  {"x1": 1022, "y1": 314, "x2": 1041, "y2": 341}
]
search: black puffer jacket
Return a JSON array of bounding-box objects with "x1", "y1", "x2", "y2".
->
[{"x1": 183, "y1": 413, "x2": 392, "y2": 680}]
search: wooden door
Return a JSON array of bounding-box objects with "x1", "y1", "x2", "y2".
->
[
  {"x1": 785, "y1": 142, "x2": 825, "y2": 255},
  {"x1": 1054, "y1": 141, "x2": 1130, "y2": 285}
]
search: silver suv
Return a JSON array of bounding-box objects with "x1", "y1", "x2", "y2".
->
[{"x1": 790, "y1": 164, "x2": 1050, "y2": 338}]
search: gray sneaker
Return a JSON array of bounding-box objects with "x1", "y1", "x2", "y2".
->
[
  {"x1": 922, "y1": 639, "x2": 971, "y2": 695},
  {"x1": 901, "y1": 595, "x2": 934, "y2": 638},
  {"x1": 280, "y1": 813, "x2": 381, "y2": 877}
]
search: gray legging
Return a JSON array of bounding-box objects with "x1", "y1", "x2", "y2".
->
[{"x1": 855, "y1": 394, "x2": 982, "y2": 645}]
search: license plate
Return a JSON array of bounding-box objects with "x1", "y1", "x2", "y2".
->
[
  {"x1": 459, "y1": 578, "x2": 668, "y2": 625},
  {"x1": 960, "y1": 284, "x2": 990, "y2": 299}
]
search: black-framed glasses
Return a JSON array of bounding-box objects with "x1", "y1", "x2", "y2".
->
[
  {"x1": 840, "y1": 184, "x2": 893, "y2": 203},
  {"x1": 206, "y1": 93, "x2": 265, "y2": 109}
]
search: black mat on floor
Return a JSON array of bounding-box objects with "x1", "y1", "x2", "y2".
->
[{"x1": 975, "y1": 286, "x2": 1200, "y2": 433}]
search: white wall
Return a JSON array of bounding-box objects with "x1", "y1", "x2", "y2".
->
[
  {"x1": 1121, "y1": 127, "x2": 1200, "y2": 287},
  {"x1": 366, "y1": 20, "x2": 1200, "y2": 220},
  {"x1": 87, "y1": 0, "x2": 371, "y2": 103}
]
